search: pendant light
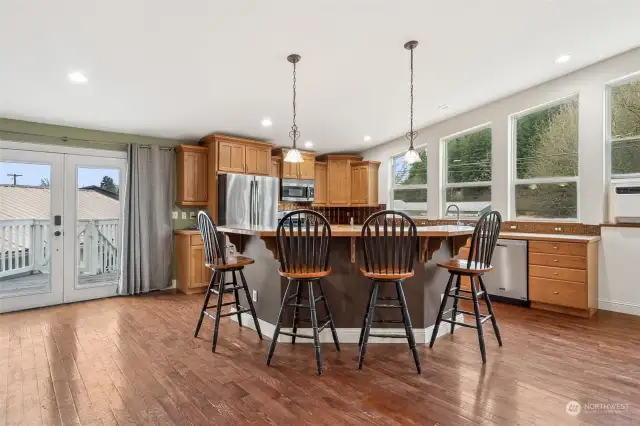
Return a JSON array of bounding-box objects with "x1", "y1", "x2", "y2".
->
[
  {"x1": 284, "y1": 53, "x2": 304, "y2": 163},
  {"x1": 403, "y1": 40, "x2": 421, "y2": 164}
]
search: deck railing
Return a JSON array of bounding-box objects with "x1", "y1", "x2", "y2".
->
[{"x1": 0, "y1": 218, "x2": 120, "y2": 279}]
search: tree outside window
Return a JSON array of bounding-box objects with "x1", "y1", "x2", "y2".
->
[{"x1": 610, "y1": 79, "x2": 640, "y2": 177}]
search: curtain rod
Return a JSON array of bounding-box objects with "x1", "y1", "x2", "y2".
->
[{"x1": 0, "y1": 129, "x2": 175, "y2": 150}]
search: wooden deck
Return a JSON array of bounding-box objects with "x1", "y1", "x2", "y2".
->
[
  {"x1": 0, "y1": 272, "x2": 119, "y2": 294},
  {"x1": 0, "y1": 292, "x2": 639, "y2": 425}
]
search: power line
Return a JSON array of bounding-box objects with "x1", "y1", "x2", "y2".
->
[{"x1": 6, "y1": 174, "x2": 22, "y2": 185}]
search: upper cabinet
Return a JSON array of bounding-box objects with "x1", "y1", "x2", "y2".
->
[
  {"x1": 200, "y1": 134, "x2": 275, "y2": 222},
  {"x1": 350, "y1": 161, "x2": 380, "y2": 206},
  {"x1": 314, "y1": 162, "x2": 328, "y2": 206},
  {"x1": 272, "y1": 149, "x2": 316, "y2": 180},
  {"x1": 317, "y1": 155, "x2": 362, "y2": 206},
  {"x1": 271, "y1": 156, "x2": 281, "y2": 178},
  {"x1": 176, "y1": 145, "x2": 208, "y2": 206}
]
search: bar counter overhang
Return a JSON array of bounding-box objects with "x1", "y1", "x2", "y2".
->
[{"x1": 219, "y1": 224, "x2": 475, "y2": 342}]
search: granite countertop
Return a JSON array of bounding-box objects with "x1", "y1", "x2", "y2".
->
[
  {"x1": 212, "y1": 224, "x2": 475, "y2": 238},
  {"x1": 499, "y1": 232, "x2": 600, "y2": 243}
]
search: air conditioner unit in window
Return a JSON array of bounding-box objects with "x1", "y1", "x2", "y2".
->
[{"x1": 610, "y1": 180, "x2": 640, "y2": 223}]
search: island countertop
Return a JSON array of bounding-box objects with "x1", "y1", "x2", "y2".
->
[{"x1": 215, "y1": 224, "x2": 475, "y2": 238}]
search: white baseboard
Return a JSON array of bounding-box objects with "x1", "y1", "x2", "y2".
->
[
  {"x1": 229, "y1": 310, "x2": 464, "y2": 344},
  {"x1": 599, "y1": 299, "x2": 640, "y2": 316}
]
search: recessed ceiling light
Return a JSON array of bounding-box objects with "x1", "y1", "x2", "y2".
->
[
  {"x1": 363, "y1": 135, "x2": 372, "y2": 142},
  {"x1": 261, "y1": 118, "x2": 272, "y2": 127},
  {"x1": 438, "y1": 104, "x2": 450, "y2": 110},
  {"x1": 554, "y1": 54, "x2": 571, "y2": 64},
  {"x1": 304, "y1": 141, "x2": 313, "y2": 148},
  {"x1": 68, "y1": 71, "x2": 88, "y2": 84}
]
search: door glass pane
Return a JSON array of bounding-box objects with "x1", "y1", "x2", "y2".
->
[
  {"x1": 76, "y1": 167, "x2": 121, "y2": 288},
  {"x1": 0, "y1": 161, "x2": 52, "y2": 296}
]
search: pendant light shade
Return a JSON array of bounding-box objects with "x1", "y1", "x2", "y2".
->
[
  {"x1": 403, "y1": 40, "x2": 421, "y2": 164},
  {"x1": 284, "y1": 53, "x2": 304, "y2": 163}
]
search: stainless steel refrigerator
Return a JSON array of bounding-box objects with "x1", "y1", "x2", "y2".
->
[{"x1": 218, "y1": 173, "x2": 279, "y2": 228}]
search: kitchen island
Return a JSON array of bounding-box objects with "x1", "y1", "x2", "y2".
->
[{"x1": 216, "y1": 224, "x2": 474, "y2": 342}]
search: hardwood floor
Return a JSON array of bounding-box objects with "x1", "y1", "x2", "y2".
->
[{"x1": 1, "y1": 293, "x2": 639, "y2": 426}]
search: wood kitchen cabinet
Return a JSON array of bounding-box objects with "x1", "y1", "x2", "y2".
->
[
  {"x1": 272, "y1": 149, "x2": 316, "y2": 179},
  {"x1": 271, "y1": 156, "x2": 281, "y2": 178},
  {"x1": 350, "y1": 161, "x2": 380, "y2": 206},
  {"x1": 317, "y1": 154, "x2": 362, "y2": 206},
  {"x1": 175, "y1": 231, "x2": 213, "y2": 295},
  {"x1": 175, "y1": 145, "x2": 208, "y2": 206},
  {"x1": 313, "y1": 162, "x2": 328, "y2": 206},
  {"x1": 200, "y1": 134, "x2": 275, "y2": 222}
]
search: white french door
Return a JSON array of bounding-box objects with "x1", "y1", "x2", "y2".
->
[{"x1": 0, "y1": 142, "x2": 127, "y2": 313}]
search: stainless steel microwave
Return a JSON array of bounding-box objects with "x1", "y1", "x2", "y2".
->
[{"x1": 281, "y1": 179, "x2": 314, "y2": 202}]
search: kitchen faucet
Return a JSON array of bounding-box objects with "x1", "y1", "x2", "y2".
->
[{"x1": 446, "y1": 204, "x2": 461, "y2": 226}]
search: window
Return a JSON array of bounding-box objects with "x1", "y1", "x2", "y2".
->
[
  {"x1": 513, "y1": 97, "x2": 579, "y2": 220},
  {"x1": 443, "y1": 126, "x2": 492, "y2": 218},
  {"x1": 609, "y1": 77, "x2": 640, "y2": 178},
  {"x1": 391, "y1": 146, "x2": 427, "y2": 217}
]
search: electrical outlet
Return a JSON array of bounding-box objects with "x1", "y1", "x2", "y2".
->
[
  {"x1": 171, "y1": 279, "x2": 176, "y2": 288},
  {"x1": 252, "y1": 290, "x2": 258, "y2": 302},
  {"x1": 510, "y1": 225, "x2": 517, "y2": 229},
  {"x1": 189, "y1": 211, "x2": 196, "y2": 219},
  {"x1": 181, "y1": 212, "x2": 187, "y2": 220},
  {"x1": 172, "y1": 211, "x2": 178, "y2": 220}
]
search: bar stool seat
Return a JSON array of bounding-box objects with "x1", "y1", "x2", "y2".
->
[
  {"x1": 436, "y1": 259, "x2": 492, "y2": 274},
  {"x1": 206, "y1": 255, "x2": 255, "y2": 270},
  {"x1": 359, "y1": 265, "x2": 414, "y2": 280},
  {"x1": 279, "y1": 266, "x2": 332, "y2": 279}
]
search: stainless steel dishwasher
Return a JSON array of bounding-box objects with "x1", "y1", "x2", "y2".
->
[{"x1": 482, "y1": 238, "x2": 528, "y2": 304}]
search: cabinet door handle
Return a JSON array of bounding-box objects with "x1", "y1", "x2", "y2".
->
[
  {"x1": 553, "y1": 291, "x2": 559, "y2": 295},
  {"x1": 552, "y1": 272, "x2": 559, "y2": 276},
  {"x1": 553, "y1": 259, "x2": 558, "y2": 262}
]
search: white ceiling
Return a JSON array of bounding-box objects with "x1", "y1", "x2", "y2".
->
[{"x1": 1, "y1": 1, "x2": 640, "y2": 153}]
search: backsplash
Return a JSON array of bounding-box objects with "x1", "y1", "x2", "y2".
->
[
  {"x1": 278, "y1": 203, "x2": 386, "y2": 225},
  {"x1": 412, "y1": 218, "x2": 600, "y2": 236}
]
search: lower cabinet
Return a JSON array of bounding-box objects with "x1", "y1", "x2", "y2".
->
[{"x1": 176, "y1": 232, "x2": 213, "y2": 294}]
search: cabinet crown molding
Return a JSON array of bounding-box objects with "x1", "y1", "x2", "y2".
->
[{"x1": 199, "y1": 134, "x2": 275, "y2": 148}]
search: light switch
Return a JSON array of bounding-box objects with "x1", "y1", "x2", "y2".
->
[
  {"x1": 181, "y1": 212, "x2": 187, "y2": 220},
  {"x1": 189, "y1": 211, "x2": 196, "y2": 219},
  {"x1": 172, "y1": 211, "x2": 178, "y2": 220}
]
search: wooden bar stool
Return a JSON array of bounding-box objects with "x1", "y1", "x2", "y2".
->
[
  {"x1": 266, "y1": 209, "x2": 340, "y2": 376},
  {"x1": 193, "y1": 211, "x2": 263, "y2": 352},
  {"x1": 429, "y1": 210, "x2": 503, "y2": 363},
  {"x1": 358, "y1": 210, "x2": 421, "y2": 374}
]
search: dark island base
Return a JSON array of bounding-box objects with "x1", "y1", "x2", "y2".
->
[{"x1": 227, "y1": 235, "x2": 461, "y2": 341}]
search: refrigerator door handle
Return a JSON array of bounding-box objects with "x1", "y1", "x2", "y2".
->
[
  {"x1": 249, "y1": 180, "x2": 254, "y2": 226},
  {"x1": 255, "y1": 180, "x2": 260, "y2": 226}
]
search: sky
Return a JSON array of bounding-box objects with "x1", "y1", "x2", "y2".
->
[{"x1": 0, "y1": 162, "x2": 120, "y2": 188}]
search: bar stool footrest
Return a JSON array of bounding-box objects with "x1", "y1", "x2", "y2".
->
[
  {"x1": 367, "y1": 333, "x2": 407, "y2": 339},
  {"x1": 372, "y1": 319, "x2": 404, "y2": 324},
  {"x1": 279, "y1": 330, "x2": 314, "y2": 339},
  {"x1": 374, "y1": 304, "x2": 402, "y2": 309}
]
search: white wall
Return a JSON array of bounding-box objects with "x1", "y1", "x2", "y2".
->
[{"x1": 361, "y1": 46, "x2": 640, "y2": 314}]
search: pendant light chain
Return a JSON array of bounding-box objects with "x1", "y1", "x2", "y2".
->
[
  {"x1": 406, "y1": 44, "x2": 417, "y2": 148},
  {"x1": 290, "y1": 57, "x2": 299, "y2": 147}
]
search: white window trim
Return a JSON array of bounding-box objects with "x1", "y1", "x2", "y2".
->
[
  {"x1": 606, "y1": 72, "x2": 640, "y2": 180},
  {"x1": 441, "y1": 123, "x2": 492, "y2": 218},
  {"x1": 509, "y1": 94, "x2": 580, "y2": 221},
  {"x1": 389, "y1": 144, "x2": 428, "y2": 216}
]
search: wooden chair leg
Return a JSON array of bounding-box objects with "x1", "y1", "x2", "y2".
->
[
  {"x1": 318, "y1": 280, "x2": 340, "y2": 352},
  {"x1": 429, "y1": 273, "x2": 455, "y2": 348},
  {"x1": 212, "y1": 272, "x2": 226, "y2": 353},
  {"x1": 450, "y1": 274, "x2": 462, "y2": 335},
  {"x1": 231, "y1": 271, "x2": 242, "y2": 328},
  {"x1": 266, "y1": 280, "x2": 293, "y2": 366},
  {"x1": 290, "y1": 281, "x2": 302, "y2": 344},
  {"x1": 308, "y1": 281, "x2": 324, "y2": 376},
  {"x1": 194, "y1": 271, "x2": 217, "y2": 338},
  {"x1": 239, "y1": 269, "x2": 263, "y2": 340},
  {"x1": 396, "y1": 280, "x2": 421, "y2": 374},
  {"x1": 478, "y1": 275, "x2": 502, "y2": 346},
  {"x1": 358, "y1": 282, "x2": 376, "y2": 347},
  {"x1": 358, "y1": 281, "x2": 379, "y2": 370},
  {"x1": 470, "y1": 276, "x2": 487, "y2": 363}
]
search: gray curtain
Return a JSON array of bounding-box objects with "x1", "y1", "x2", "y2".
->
[{"x1": 119, "y1": 144, "x2": 174, "y2": 295}]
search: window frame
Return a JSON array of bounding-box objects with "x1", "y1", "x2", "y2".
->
[
  {"x1": 509, "y1": 94, "x2": 580, "y2": 222},
  {"x1": 389, "y1": 143, "x2": 428, "y2": 217},
  {"x1": 441, "y1": 122, "x2": 492, "y2": 218},
  {"x1": 606, "y1": 71, "x2": 640, "y2": 180}
]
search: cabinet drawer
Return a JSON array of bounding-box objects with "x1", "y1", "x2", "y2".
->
[
  {"x1": 529, "y1": 240, "x2": 586, "y2": 257},
  {"x1": 529, "y1": 277, "x2": 587, "y2": 309},
  {"x1": 529, "y1": 265, "x2": 586, "y2": 283},
  {"x1": 529, "y1": 253, "x2": 587, "y2": 269},
  {"x1": 190, "y1": 234, "x2": 203, "y2": 246}
]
